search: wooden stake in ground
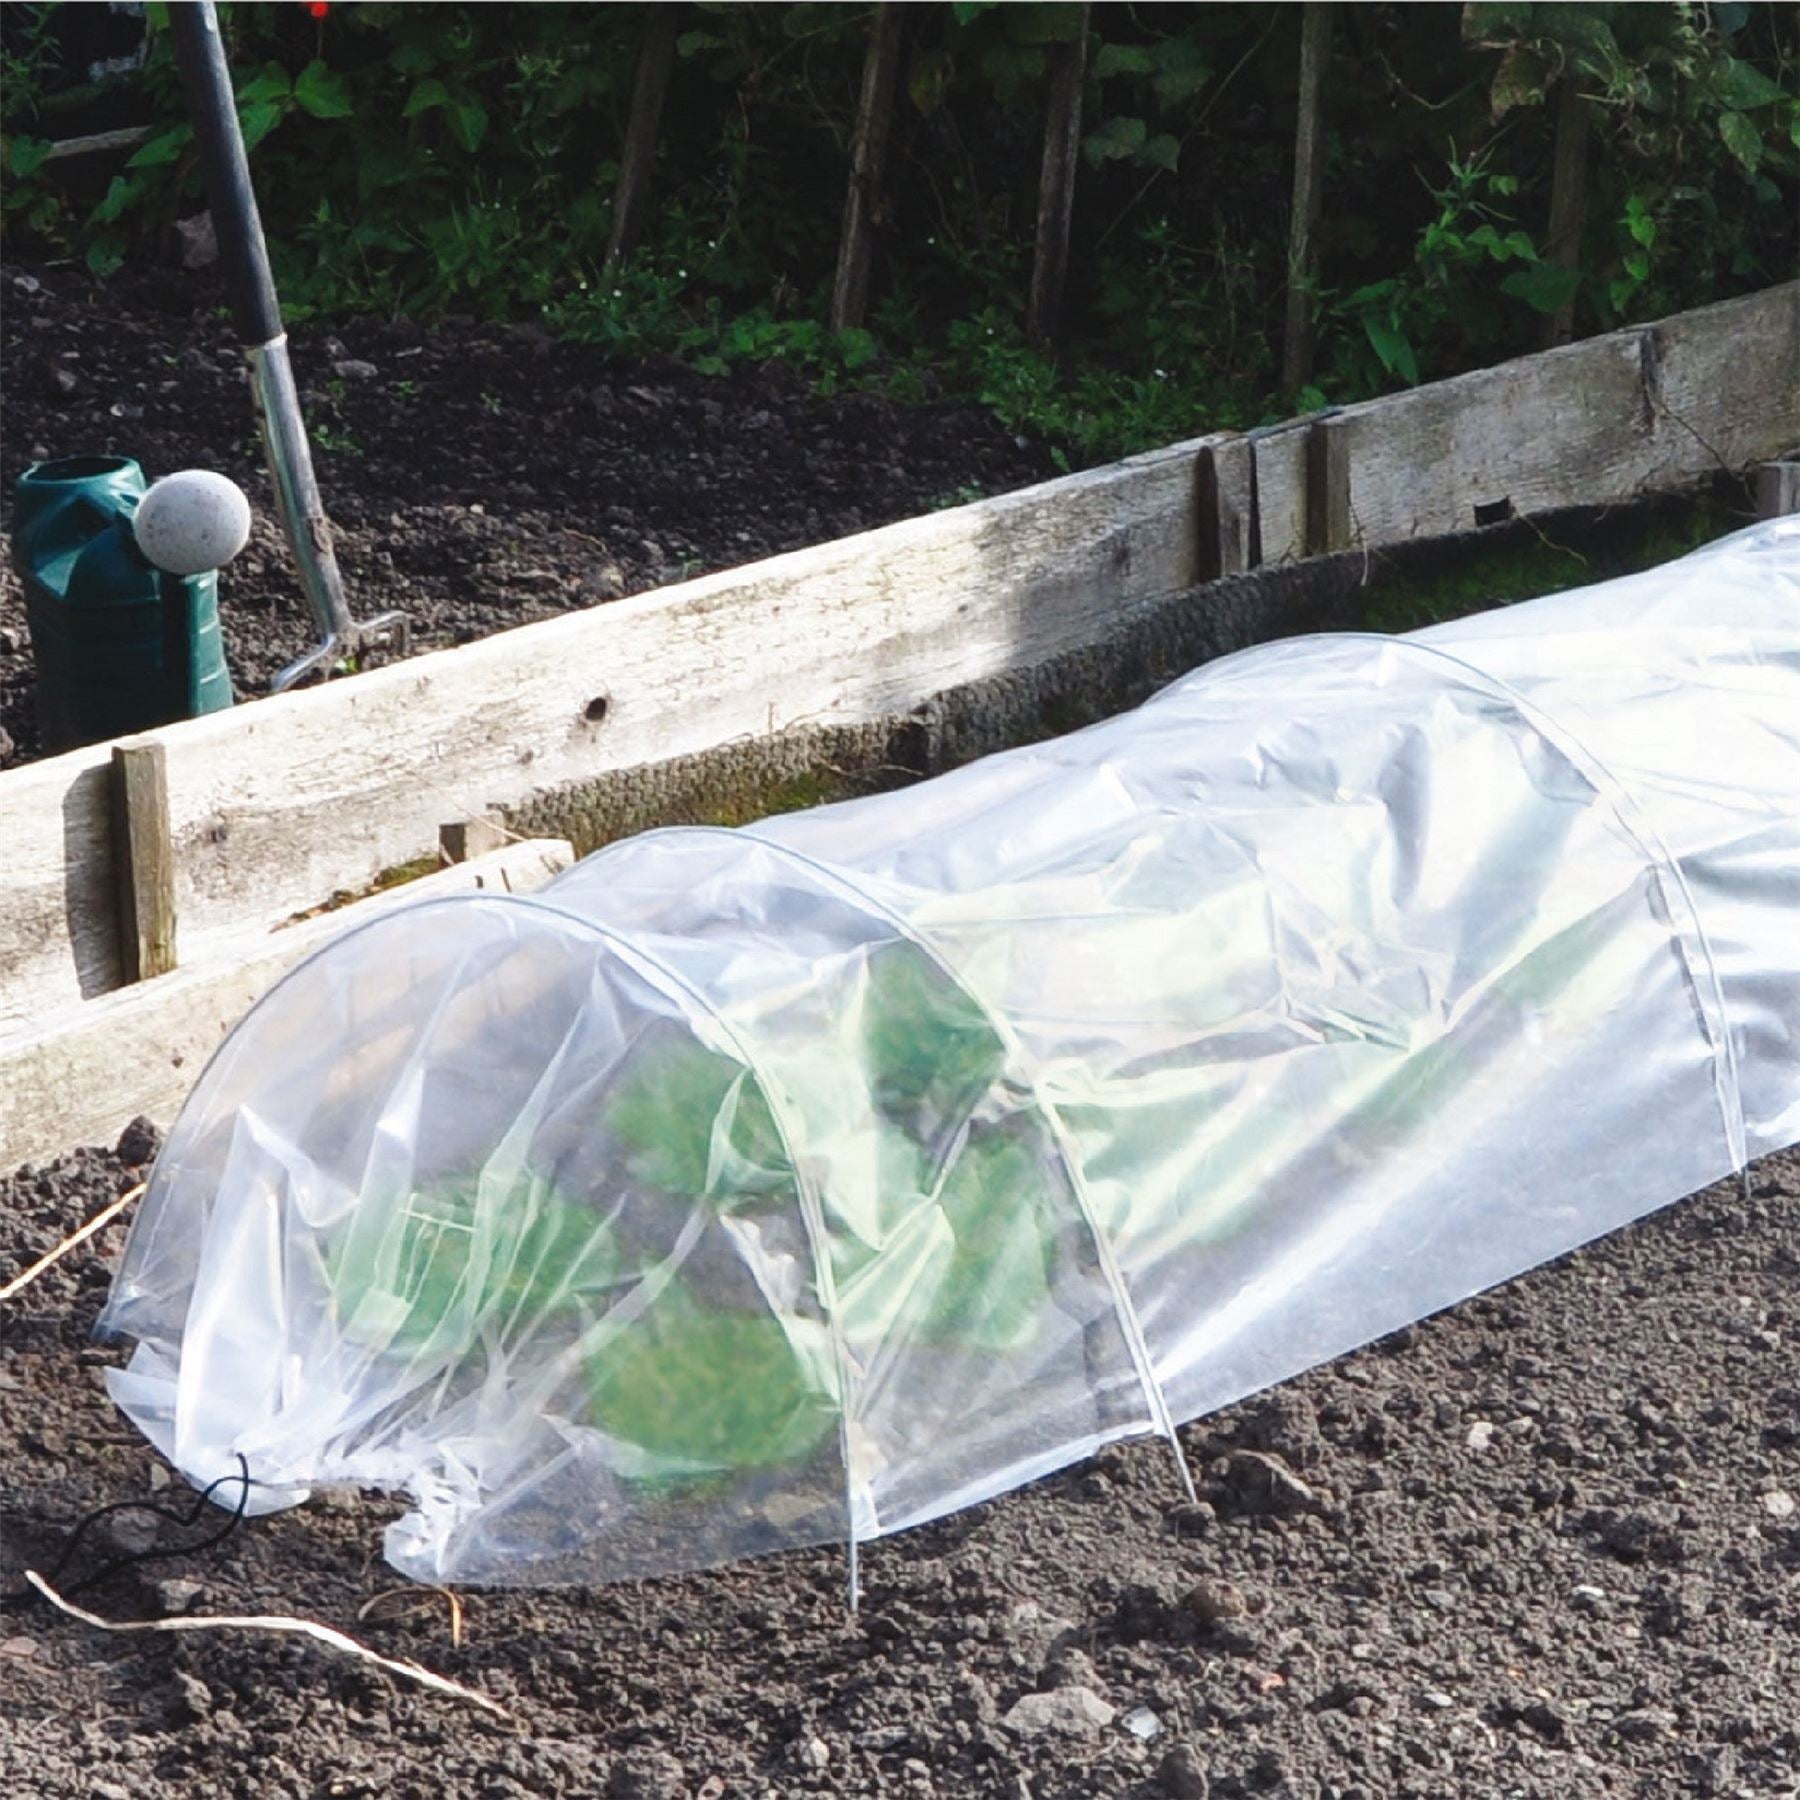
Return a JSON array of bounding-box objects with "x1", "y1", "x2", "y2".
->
[
  {"x1": 1281, "y1": 1, "x2": 1334, "y2": 395},
  {"x1": 605, "y1": 3, "x2": 680, "y2": 268},
  {"x1": 1541, "y1": 75, "x2": 1591, "y2": 349},
  {"x1": 1757, "y1": 460, "x2": 1800, "y2": 519},
  {"x1": 439, "y1": 813, "x2": 509, "y2": 865},
  {"x1": 1026, "y1": 4, "x2": 1091, "y2": 354},
  {"x1": 830, "y1": 3, "x2": 905, "y2": 334},
  {"x1": 111, "y1": 741, "x2": 177, "y2": 982}
]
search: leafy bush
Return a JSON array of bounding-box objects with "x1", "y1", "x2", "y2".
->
[{"x1": 2, "y1": 2, "x2": 1793, "y2": 461}]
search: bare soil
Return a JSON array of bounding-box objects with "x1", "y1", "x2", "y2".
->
[
  {"x1": 0, "y1": 259, "x2": 1057, "y2": 767},
  {"x1": 2, "y1": 1129, "x2": 1795, "y2": 1800}
]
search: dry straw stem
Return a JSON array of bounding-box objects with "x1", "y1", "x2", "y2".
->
[
  {"x1": 357, "y1": 1582, "x2": 467, "y2": 1649},
  {"x1": 0, "y1": 1182, "x2": 145, "y2": 1303},
  {"x1": 25, "y1": 1572, "x2": 510, "y2": 1720}
]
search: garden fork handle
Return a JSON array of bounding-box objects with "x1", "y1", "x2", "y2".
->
[{"x1": 168, "y1": 1, "x2": 406, "y2": 689}]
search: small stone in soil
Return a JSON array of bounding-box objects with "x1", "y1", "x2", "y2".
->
[
  {"x1": 1466, "y1": 1419, "x2": 1497, "y2": 1449},
  {"x1": 1761, "y1": 1489, "x2": 1794, "y2": 1518},
  {"x1": 1421, "y1": 1690, "x2": 1455, "y2": 1709},
  {"x1": 1158, "y1": 1742, "x2": 1210, "y2": 1799},
  {"x1": 1185, "y1": 1578, "x2": 1248, "y2": 1623},
  {"x1": 1512, "y1": 1692, "x2": 1569, "y2": 1735},
  {"x1": 115, "y1": 1115, "x2": 163, "y2": 1167},
  {"x1": 1121, "y1": 1705, "x2": 1163, "y2": 1740},
  {"x1": 153, "y1": 1577, "x2": 204, "y2": 1614},
  {"x1": 173, "y1": 1670, "x2": 212, "y2": 1717},
  {"x1": 1217, "y1": 1449, "x2": 1318, "y2": 1516},
  {"x1": 105, "y1": 1510, "x2": 161, "y2": 1555},
  {"x1": 1002, "y1": 1686, "x2": 1117, "y2": 1737}
]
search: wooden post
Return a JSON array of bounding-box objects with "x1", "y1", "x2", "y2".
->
[
  {"x1": 440, "y1": 814, "x2": 509, "y2": 865},
  {"x1": 1541, "y1": 77, "x2": 1591, "y2": 349},
  {"x1": 605, "y1": 3, "x2": 679, "y2": 269},
  {"x1": 1281, "y1": 1, "x2": 1333, "y2": 395},
  {"x1": 1757, "y1": 461, "x2": 1800, "y2": 519},
  {"x1": 1197, "y1": 437, "x2": 1258, "y2": 580},
  {"x1": 1026, "y1": 3, "x2": 1091, "y2": 354},
  {"x1": 110, "y1": 742, "x2": 177, "y2": 982},
  {"x1": 830, "y1": 3, "x2": 905, "y2": 333},
  {"x1": 1303, "y1": 412, "x2": 1351, "y2": 556}
]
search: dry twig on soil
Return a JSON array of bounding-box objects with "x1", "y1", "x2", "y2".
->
[
  {"x1": 0, "y1": 1183, "x2": 145, "y2": 1303},
  {"x1": 357, "y1": 1582, "x2": 467, "y2": 1649},
  {"x1": 25, "y1": 1571, "x2": 510, "y2": 1720}
]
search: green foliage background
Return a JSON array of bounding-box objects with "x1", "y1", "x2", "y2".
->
[{"x1": 4, "y1": 2, "x2": 1795, "y2": 461}]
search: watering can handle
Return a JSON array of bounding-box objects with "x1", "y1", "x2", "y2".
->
[
  {"x1": 169, "y1": 2, "x2": 283, "y2": 349},
  {"x1": 154, "y1": 568, "x2": 200, "y2": 718}
]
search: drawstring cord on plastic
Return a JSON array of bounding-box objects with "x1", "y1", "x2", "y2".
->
[{"x1": 1, "y1": 1456, "x2": 255, "y2": 1614}]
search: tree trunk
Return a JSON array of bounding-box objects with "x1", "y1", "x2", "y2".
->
[
  {"x1": 605, "y1": 3, "x2": 679, "y2": 269},
  {"x1": 1281, "y1": 1, "x2": 1333, "y2": 395},
  {"x1": 1541, "y1": 76, "x2": 1591, "y2": 349},
  {"x1": 830, "y1": 4, "x2": 905, "y2": 333},
  {"x1": 1026, "y1": 5, "x2": 1091, "y2": 355}
]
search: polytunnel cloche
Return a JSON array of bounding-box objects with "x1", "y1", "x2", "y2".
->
[{"x1": 99, "y1": 518, "x2": 1800, "y2": 1592}]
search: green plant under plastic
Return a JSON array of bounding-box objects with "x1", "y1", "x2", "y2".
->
[{"x1": 323, "y1": 939, "x2": 1061, "y2": 1482}]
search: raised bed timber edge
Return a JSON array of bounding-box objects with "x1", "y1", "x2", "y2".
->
[{"x1": 0, "y1": 281, "x2": 1795, "y2": 1168}]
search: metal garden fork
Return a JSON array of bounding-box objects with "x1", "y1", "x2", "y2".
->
[{"x1": 170, "y1": 1, "x2": 407, "y2": 690}]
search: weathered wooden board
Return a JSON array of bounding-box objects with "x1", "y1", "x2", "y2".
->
[
  {"x1": 0, "y1": 439, "x2": 1212, "y2": 1034},
  {"x1": 1760, "y1": 461, "x2": 1800, "y2": 519},
  {"x1": 1249, "y1": 283, "x2": 1798, "y2": 558},
  {"x1": 1250, "y1": 420, "x2": 1313, "y2": 568},
  {"x1": 1652, "y1": 287, "x2": 1800, "y2": 478},
  {"x1": 1327, "y1": 284, "x2": 1798, "y2": 548},
  {"x1": 110, "y1": 741, "x2": 177, "y2": 982},
  {"x1": 0, "y1": 837, "x2": 574, "y2": 1168},
  {"x1": 0, "y1": 283, "x2": 1793, "y2": 1042}
]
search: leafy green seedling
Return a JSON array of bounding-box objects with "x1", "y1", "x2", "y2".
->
[
  {"x1": 329, "y1": 1170, "x2": 619, "y2": 1358},
  {"x1": 327, "y1": 943, "x2": 1066, "y2": 1481},
  {"x1": 584, "y1": 1275, "x2": 839, "y2": 1473}
]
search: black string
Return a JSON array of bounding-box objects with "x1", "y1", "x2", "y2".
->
[{"x1": 1, "y1": 1454, "x2": 255, "y2": 1612}]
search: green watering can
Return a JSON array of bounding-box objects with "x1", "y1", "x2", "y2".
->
[{"x1": 14, "y1": 455, "x2": 239, "y2": 753}]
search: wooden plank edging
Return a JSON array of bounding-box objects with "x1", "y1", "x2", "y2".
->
[
  {"x1": 0, "y1": 434, "x2": 1213, "y2": 1032},
  {"x1": 0, "y1": 283, "x2": 1794, "y2": 1038},
  {"x1": 1251, "y1": 282, "x2": 1798, "y2": 559},
  {"x1": 0, "y1": 837, "x2": 575, "y2": 1168}
]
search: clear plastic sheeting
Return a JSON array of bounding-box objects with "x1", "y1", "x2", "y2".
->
[{"x1": 99, "y1": 519, "x2": 1800, "y2": 1588}]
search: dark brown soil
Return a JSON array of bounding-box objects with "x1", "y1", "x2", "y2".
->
[
  {"x1": 3, "y1": 1128, "x2": 1795, "y2": 1800},
  {"x1": 0, "y1": 259, "x2": 1058, "y2": 767}
]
